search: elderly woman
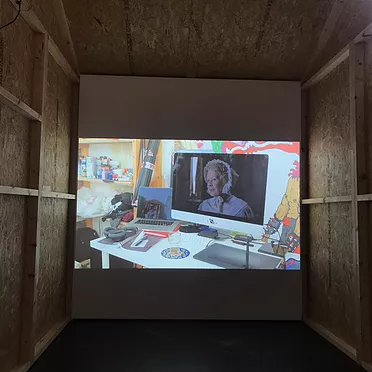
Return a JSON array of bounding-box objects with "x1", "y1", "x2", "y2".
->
[{"x1": 198, "y1": 159, "x2": 254, "y2": 220}]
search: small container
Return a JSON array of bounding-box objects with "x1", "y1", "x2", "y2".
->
[{"x1": 168, "y1": 232, "x2": 181, "y2": 248}]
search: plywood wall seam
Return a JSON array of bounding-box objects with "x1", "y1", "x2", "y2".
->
[
  {"x1": 254, "y1": 0, "x2": 274, "y2": 56},
  {"x1": 185, "y1": 0, "x2": 205, "y2": 78},
  {"x1": 122, "y1": 0, "x2": 133, "y2": 75}
]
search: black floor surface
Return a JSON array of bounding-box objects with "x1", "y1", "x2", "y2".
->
[{"x1": 30, "y1": 320, "x2": 363, "y2": 372}]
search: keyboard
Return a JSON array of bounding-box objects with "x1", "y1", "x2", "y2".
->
[
  {"x1": 180, "y1": 233, "x2": 212, "y2": 247},
  {"x1": 135, "y1": 219, "x2": 173, "y2": 226}
]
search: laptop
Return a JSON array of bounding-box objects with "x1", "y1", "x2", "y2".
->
[{"x1": 126, "y1": 187, "x2": 180, "y2": 232}]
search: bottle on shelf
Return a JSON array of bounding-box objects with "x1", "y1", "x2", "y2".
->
[{"x1": 81, "y1": 156, "x2": 87, "y2": 177}]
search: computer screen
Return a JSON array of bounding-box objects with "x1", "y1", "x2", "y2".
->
[{"x1": 172, "y1": 153, "x2": 268, "y2": 226}]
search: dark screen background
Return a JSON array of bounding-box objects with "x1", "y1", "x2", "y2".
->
[{"x1": 172, "y1": 153, "x2": 268, "y2": 225}]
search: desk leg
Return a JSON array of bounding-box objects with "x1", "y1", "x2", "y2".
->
[{"x1": 102, "y1": 252, "x2": 110, "y2": 269}]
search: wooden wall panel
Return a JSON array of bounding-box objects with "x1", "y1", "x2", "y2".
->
[
  {"x1": 364, "y1": 42, "x2": 372, "y2": 196},
  {"x1": 0, "y1": 0, "x2": 32, "y2": 189},
  {"x1": 36, "y1": 198, "x2": 68, "y2": 342},
  {"x1": 28, "y1": 0, "x2": 75, "y2": 72},
  {"x1": 55, "y1": 62, "x2": 72, "y2": 193},
  {"x1": 363, "y1": 39, "x2": 372, "y2": 363},
  {"x1": 43, "y1": 58, "x2": 71, "y2": 193},
  {"x1": 0, "y1": 2, "x2": 33, "y2": 371},
  {"x1": 43, "y1": 57, "x2": 58, "y2": 191},
  {"x1": 1, "y1": 0, "x2": 34, "y2": 106},
  {"x1": 0, "y1": 195, "x2": 25, "y2": 371},
  {"x1": 62, "y1": 0, "x2": 131, "y2": 75},
  {"x1": 307, "y1": 56, "x2": 357, "y2": 350},
  {"x1": 0, "y1": 0, "x2": 75, "y2": 370},
  {"x1": 308, "y1": 60, "x2": 351, "y2": 199},
  {"x1": 129, "y1": 0, "x2": 190, "y2": 76},
  {"x1": 0, "y1": 106, "x2": 30, "y2": 188},
  {"x1": 308, "y1": 204, "x2": 329, "y2": 321},
  {"x1": 62, "y1": 0, "x2": 333, "y2": 80},
  {"x1": 308, "y1": 202, "x2": 355, "y2": 347},
  {"x1": 308, "y1": 0, "x2": 372, "y2": 81}
]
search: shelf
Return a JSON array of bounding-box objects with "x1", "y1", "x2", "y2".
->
[
  {"x1": 79, "y1": 138, "x2": 133, "y2": 144},
  {"x1": 78, "y1": 177, "x2": 133, "y2": 187}
]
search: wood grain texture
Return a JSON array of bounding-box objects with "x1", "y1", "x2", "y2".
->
[
  {"x1": 61, "y1": 0, "x2": 332, "y2": 79},
  {"x1": 308, "y1": 202, "x2": 356, "y2": 348},
  {"x1": 302, "y1": 46, "x2": 350, "y2": 90},
  {"x1": 128, "y1": 0, "x2": 190, "y2": 76},
  {"x1": 0, "y1": 85, "x2": 42, "y2": 121},
  {"x1": 308, "y1": 0, "x2": 372, "y2": 80},
  {"x1": 62, "y1": 0, "x2": 131, "y2": 75},
  {"x1": 28, "y1": 0, "x2": 76, "y2": 72},
  {"x1": 1, "y1": 0, "x2": 34, "y2": 106},
  {"x1": 50, "y1": 0, "x2": 79, "y2": 73},
  {"x1": 43, "y1": 57, "x2": 71, "y2": 193},
  {"x1": 0, "y1": 195, "x2": 26, "y2": 372},
  {"x1": 308, "y1": 59, "x2": 351, "y2": 199},
  {"x1": 36, "y1": 198, "x2": 68, "y2": 342},
  {"x1": 19, "y1": 32, "x2": 48, "y2": 364},
  {"x1": 364, "y1": 42, "x2": 372, "y2": 196},
  {"x1": 0, "y1": 0, "x2": 32, "y2": 190},
  {"x1": 54, "y1": 60, "x2": 72, "y2": 193},
  {"x1": 0, "y1": 105, "x2": 30, "y2": 188},
  {"x1": 350, "y1": 42, "x2": 372, "y2": 361}
]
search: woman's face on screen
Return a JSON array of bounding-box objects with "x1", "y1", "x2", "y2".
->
[{"x1": 206, "y1": 170, "x2": 224, "y2": 196}]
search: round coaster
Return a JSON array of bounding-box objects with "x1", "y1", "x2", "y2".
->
[{"x1": 161, "y1": 247, "x2": 190, "y2": 259}]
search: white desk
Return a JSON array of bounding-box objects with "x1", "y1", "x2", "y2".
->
[{"x1": 90, "y1": 232, "x2": 278, "y2": 269}]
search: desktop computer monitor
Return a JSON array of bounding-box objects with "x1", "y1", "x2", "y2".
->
[{"x1": 171, "y1": 152, "x2": 269, "y2": 233}]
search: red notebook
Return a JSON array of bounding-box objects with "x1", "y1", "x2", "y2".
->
[{"x1": 120, "y1": 230, "x2": 164, "y2": 252}]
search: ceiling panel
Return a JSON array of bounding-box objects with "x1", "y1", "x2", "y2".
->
[{"x1": 60, "y1": 0, "x2": 367, "y2": 80}]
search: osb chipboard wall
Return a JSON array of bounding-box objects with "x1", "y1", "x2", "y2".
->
[
  {"x1": 0, "y1": 0, "x2": 74, "y2": 369},
  {"x1": 308, "y1": 60, "x2": 351, "y2": 199},
  {"x1": 0, "y1": 0, "x2": 33, "y2": 189},
  {"x1": 62, "y1": 0, "x2": 331, "y2": 79},
  {"x1": 0, "y1": 2, "x2": 32, "y2": 371},
  {"x1": 308, "y1": 203, "x2": 355, "y2": 347},
  {"x1": 36, "y1": 57, "x2": 72, "y2": 342},
  {"x1": 307, "y1": 59, "x2": 356, "y2": 347},
  {"x1": 0, "y1": 106, "x2": 30, "y2": 188},
  {"x1": 28, "y1": 0, "x2": 75, "y2": 72},
  {"x1": 309, "y1": 0, "x2": 372, "y2": 81},
  {"x1": 36, "y1": 198, "x2": 69, "y2": 342},
  {"x1": 1, "y1": 0, "x2": 34, "y2": 105},
  {"x1": 43, "y1": 57, "x2": 72, "y2": 193},
  {"x1": 0, "y1": 195, "x2": 26, "y2": 371}
]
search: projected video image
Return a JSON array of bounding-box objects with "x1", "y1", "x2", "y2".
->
[
  {"x1": 75, "y1": 139, "x2": 300, "y2": 271},
  {"x1": 172, "y1": 153, "x2": 268, "y2": 225}
]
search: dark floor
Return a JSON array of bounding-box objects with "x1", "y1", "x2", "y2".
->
[{"x1": 30, "y1": 320, "x2": 363, "y2": 372}]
